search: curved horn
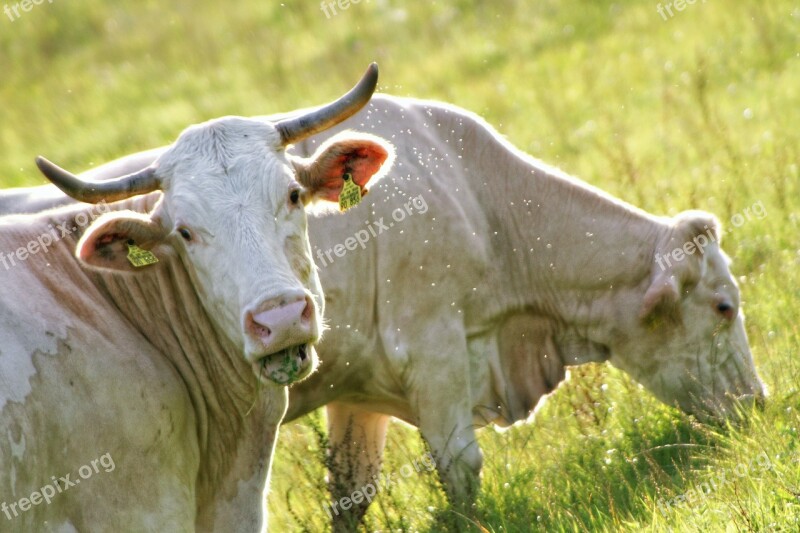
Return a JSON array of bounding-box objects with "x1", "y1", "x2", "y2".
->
[
  {"x1": 35, "y1": 156, "x2": 161, "y2": 204},
  {"x1": 276, "y1": 62, "x2": 379, "y2": 146}
]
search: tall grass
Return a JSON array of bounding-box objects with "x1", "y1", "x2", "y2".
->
[{"x1": 2, "y1": 0, "x2": 798, "y2": 530}]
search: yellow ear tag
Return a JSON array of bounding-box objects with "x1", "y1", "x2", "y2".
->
[
  {"x1": 126, "y1": 240, "x2": 159, "y2": 268},
  {"x1": 338, "y1": 173, "x2": 362, "y2": 212}
]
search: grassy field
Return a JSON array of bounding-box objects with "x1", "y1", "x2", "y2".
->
[{"x1": 2, "y1": 0, "x2": 799, "y2": 531}]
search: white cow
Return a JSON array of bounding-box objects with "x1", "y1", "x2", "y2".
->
[
  {"x1": 0, "y1": 65, "x2": 394, "y2": 531},
  {"x1": 1, "y1": 94, "x2": 766, "y2": 530}
]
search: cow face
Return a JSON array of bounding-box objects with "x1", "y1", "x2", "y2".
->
[
  {"x1": 34, "y1": 64, "x2": 393, "y2": 386},
  {"x1": 608, "y1": 212, "x2": 766, "y2": 420},
  {"x1": 38, "y1": 120, "x2": 392, "y2": 385}
]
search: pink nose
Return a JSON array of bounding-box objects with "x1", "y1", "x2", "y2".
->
[{"x1": 246, "y1": 297, "x2": 315, "y2": 354}]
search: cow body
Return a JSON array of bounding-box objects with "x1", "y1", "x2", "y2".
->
[
  {"x1": 0, "y1": 197, "x2": 280, "y2": 530},
  {"x1": 291, "y1": 96, "x2": 764, "y2": 524},
  {"x1": 0, "y1": 65, "x2": 395, "y2": 530},
  {"x1": 1, "y1": 94, "x2": 766, "y2": 528}
]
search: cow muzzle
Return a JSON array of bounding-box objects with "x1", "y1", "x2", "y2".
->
[
  {"x1": 246, "y1": 297, "x2": 316, "y2": 350},
  {"x1": 244, "y1": 295, "x2": 318, "y2": 385},
  {"x1": 253, "y1": 343, "x2": 315, "y2": 385}
]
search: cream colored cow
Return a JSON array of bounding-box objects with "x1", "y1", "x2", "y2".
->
[{"x1": 0, "y1": 65, "x2": 394, "y2": 532}]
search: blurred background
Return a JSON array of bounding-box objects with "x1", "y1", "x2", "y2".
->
[{"x1": 2, "y1": 1, "x2": 798, "y2": 531}]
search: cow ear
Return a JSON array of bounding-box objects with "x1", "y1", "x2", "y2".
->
[
  {"x1": 293, "y1": 132, "x2": 394, "y2": 207},
  {"x1": 640, "y1": 211, "x2": 716, "y2": 321},
  {"x1": 77, "y1": 211, "x2": 168, "y2": 272},
  {"x1": 640, "y1": 273, "x2": 681, "y2": 320}
]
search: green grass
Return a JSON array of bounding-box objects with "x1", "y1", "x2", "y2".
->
[{"x1": 2, "y1": 0, "x2": 799, "y2": 531}]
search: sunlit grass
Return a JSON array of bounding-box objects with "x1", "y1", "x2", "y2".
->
[{"x1": 2, "y1": 0, "x2": 798, "y2": 530}]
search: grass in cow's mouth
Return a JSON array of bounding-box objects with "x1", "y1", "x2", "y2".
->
[
  {"x1": 248, "y1": 345, "x2": 309, "y2": 415},
  {"x1": 257, "y1": 345, "x2": 308, "y2": 385}
]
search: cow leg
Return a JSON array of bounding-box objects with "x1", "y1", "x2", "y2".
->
[
  {"x1": 376, "y1": 316, "x2": 482, "y2": 517},
  {"x1": 326, "y1": 401, "x2": 390, "y2": 531},
  {"x1": 405, "y1": 330, "x2": 483, "y2": 517},
  {"x1": 416, "y1": 398, "x2": 482, "y2": 517}
]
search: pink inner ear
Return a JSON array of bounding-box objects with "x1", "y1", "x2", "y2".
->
[
  {"x1": 97, "y1": 233, "x2": 123, "y2": 246},
  {"x1": 348, "y1": 146, "x2": 388, "y2": 189},
  {"x1": 79, "y1": 231, "x2": 113, "y2": 262},
  {"x1": 83, "y1": 232, "x2": 125, "y2": 259},
  {"x1": 316, "y1": 144, "x2": 389, "y2": 202},
  {"x1": 77, "y1": 237, "x2": 99, "y2": 263}
]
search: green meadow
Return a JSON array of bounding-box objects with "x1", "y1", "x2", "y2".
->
[{"x1": 1, "y1": 0, "x2": 798, "y2": 531}]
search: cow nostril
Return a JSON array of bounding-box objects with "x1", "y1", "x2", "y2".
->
[
  {"x1": 247, "y1": 298, "x2": 313, "y2": 347},
  {"x1": 301, "y1": 297, "x2": 314, "y2": 322},
  {"x1": 247, "y1": 312, "x2": 272, "y2": 339}
]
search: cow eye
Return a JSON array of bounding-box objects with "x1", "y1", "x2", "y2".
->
[
  {"x1": 178, "y1": 227, "x2": 193, "y2": 242},
  {"x1": 716, "y1": 301, "x2": 735, "y2": 319},
  {"x1": 289, "y1": 189, "x2": 301, "y2": 206}
]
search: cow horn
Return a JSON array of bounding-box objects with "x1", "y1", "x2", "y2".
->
[
  {"x1": 276, "y1": 62, "x2": 379, "y2": 146},
  {"x1": 35, "y1": 156, "x2": 161, "y2": 204}
]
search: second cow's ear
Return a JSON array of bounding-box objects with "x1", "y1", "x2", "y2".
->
[
  {"x1": 77, "y1": 211, "x2": 168, "y2": 272},
  {"x1": 640, "y1": 273, "x2": 681, "y2": 321},
  {"x1": 640, "y1": 211, "x2": 718, "y2": 322},
  {"x1": 292, "y1": 132, "x2": 394, "y2": 206}
]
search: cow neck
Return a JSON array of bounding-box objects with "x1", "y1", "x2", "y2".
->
[
  {"x1": 50, "y1": 196, "x2": 274, "y2": 507},
  {"x1": 466, "y1": 125, "x2": 666, "y2": 352}
]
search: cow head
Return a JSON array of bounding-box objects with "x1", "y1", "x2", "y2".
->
[
  {"x1": 608, "y1": 211, "x2": 766, "y2": 421},
  {"x1": 35, "y1": 64, "x2": 394, "y2": 386}
]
